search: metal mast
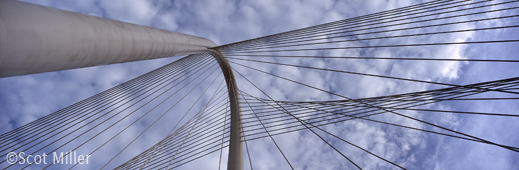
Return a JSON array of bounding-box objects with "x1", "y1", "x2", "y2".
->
[
  {"x1": 0, "y1": 0, "x2": 210, "y2": 77},
  {"x1": 209, "y1": 50, "x2": 244, "y2": 170}
]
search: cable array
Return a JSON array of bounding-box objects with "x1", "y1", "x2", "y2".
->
[
  {"x1": 1, "y1": 54, "x2": 234, "y2": 169},
  {"x1": 216, "y1": 0, "x2": 519, "y2": 169}
]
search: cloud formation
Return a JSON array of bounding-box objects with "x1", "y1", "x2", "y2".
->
[{"x1": 1, "y1": 0, "x2": 518, "y2": 169}]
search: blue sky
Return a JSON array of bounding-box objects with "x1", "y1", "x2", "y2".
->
[{"x1": 1, "y1": 0, "x2": 518, "y2": 169}]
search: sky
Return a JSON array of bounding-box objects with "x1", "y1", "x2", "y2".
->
[{"x1": 1, "y1": 0, "x2": 518, "y2": 169}]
